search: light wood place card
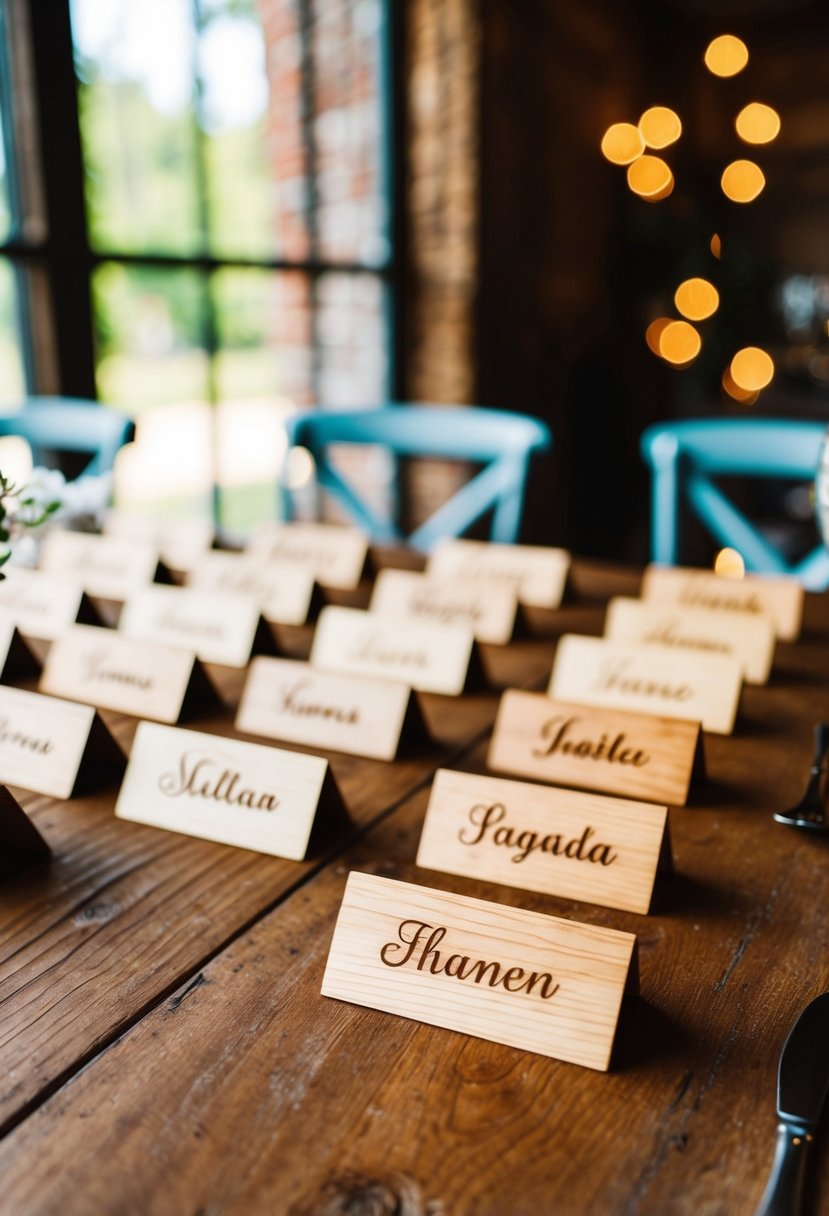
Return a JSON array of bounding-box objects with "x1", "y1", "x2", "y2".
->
[
  {"x1": 0, "y1": 685, "x2": 125, "y2": 798},
  {"x1": 188, "y1": 550, "x2": 317, "y2": 626},
  {"x1": 0, "y1": 617, "x2": 41, "y2": 681},
  {"x1": 236, "y1": 656, "x2": 428, "y2": 761},
  {"x1": 40, "y1": 624, "x2": 219, "y2": 723},
  {"x1": 426, "y1": 538, "x2": 571, "y2": 608},
  {"x1": 104, "y1": 509, "x2": 214, "y2": 573},
  {"x1": 0, "y1": 785, "x2": 51, "y2": 879},
  {"x1": 369, "y1": 567, "x2": 519, "y2": 644},
  {"x1": 310, "y1": 605, "x2": 481, "y2": 695},
  {"x1": 247, "y1": 521, "x2": 368, "y2": 590},
  {"x1": 0, "y1": 566, "x2": 102, "y2": 641},
  {"x1": 119, "y1": 584, "x2": 276, "y2": 668},
  {"x1": 417, "y1": 768, "x2": 670, "y2": 914},
  {"x1": 488, "y1": 691, "x2": 703, "y2": 805},
  {"x1": 322, "y1": 871, "x2": 638, "y2": 1070},
  {"x1": 604, "y1": 595, "x2": 775, "y2": 685},
  {"x1": 641, "y1": 564, "x2": 803, "y2": 642},
  {"x1": 549, "y1": 634, "x2": 742, "y2": 736},
  {"x1": 39, "y1": 529, "x2": 167, "y2": 602},
  {"x1": 116, "y1": 721, "x2": 349, "y2": 859}
]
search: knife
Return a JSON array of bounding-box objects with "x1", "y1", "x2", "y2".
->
[{"x1": 755, "y1": 991, "x2": 829, "y2": 1216}]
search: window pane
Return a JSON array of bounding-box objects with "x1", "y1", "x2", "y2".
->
[
  {"x1": 312, "y1": 0, "x2": 389, "y2": 265},
  {"x1": 92, "y1": 262, "x2": 209, "y2": 410},
  {"x1": 0, "y1": 260, "x2": 26, "y2": 405},
  {"x1": 317, "y1": 270, "x2": 389, "y2": 404},
  {"x1": 198, "y1": 0, "x2": 289, "y2": 260},
  {"x1": 71, "y1": 0, "x2": 202, "y2": 255}
]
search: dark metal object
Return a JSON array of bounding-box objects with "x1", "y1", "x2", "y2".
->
[{"x1": 773, "y1": 724, "x2": 829, "y2": 832}]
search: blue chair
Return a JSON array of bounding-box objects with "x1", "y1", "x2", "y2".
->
[
  {"x1": 0, "y1": 396, "x2": 135, "y2": 478},
  {"x1": 283, "y1": 404, "x2": 552, "y2": 550},
  {"x1": 640, "y1": 418, "x2": 829, "y2": 588}
]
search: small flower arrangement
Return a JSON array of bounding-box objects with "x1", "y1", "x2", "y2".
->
[{"x1": 0, "y1": 471, "x2": 62, "y2": 579}]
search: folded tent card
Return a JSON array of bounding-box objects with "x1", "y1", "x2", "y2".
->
[
  {"x1": 417, "y1": 768, "x2": 671, "y2": 915},
  {"x1": 0, "y1": 785, "x2": 50, "y2": 879},
  {"x1": 640, "y1": 564, "x2": 803, "y2": 641},
  {"x1": 426, "y1": 538, "x2": 571, "y2": 608},
  {"x1": 104, "y1": 509, "x2": 214, "y2": 574},
  {"x1": 188, "y1": 550, "x2": 319, "y2": 626},
  {"x1": 38, "y1": 529, "x2": 171, "y2": 602},
  {"x1": 118, "y1": 584, "x2": 278, "y2": 668},
  {"x1": 0, "y1": 567, "x2": 104, "y2": 641},
  {"x1": 322, "y1": 872, "x2": 638, "y2": 1071},
  {"x1": 488, "y1": 690, "x2": 704, "y2": 805},
  {"x1": 236, "y1": 656, "x2": 429, "y2": 761},
  {"x1": 369, "y1": 567, "x2": 519, "y2": 644},
  {"x1": 246, "y1": 521, "x2": 369, "y2": 590},
  {"x1": 116, "y1": 721, "x2": 350, "y2": 860}
]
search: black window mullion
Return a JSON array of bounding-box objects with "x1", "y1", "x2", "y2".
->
[{"x1": 27, "y1": 0, "x2": 96, "y2": 399}]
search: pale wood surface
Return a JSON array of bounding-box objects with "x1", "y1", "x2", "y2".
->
[
  {"x1": 417, "y1": 767, "x2": 667, "y2": 914},
  {"x1": 370, "y1": 567, "x2": 519, "y2": 643},
  {"x1": 246, "y1": 521, "x2": 368, "y2": 589},
  {"x1": 641, "y1": 564, "x2": 803, "y2": 641},
  {"x1": 119, "y1": 584, "x2": 266, "y2": 667},
  {"x1": 0, "y1": 568, "x2": 89, "y2": 641},
  {"x1": 0, "y1": 556, "x2": 828, "y2": 1215},
  {"x1": 488, "y1": 689, "x2": 701, "y2": 804},
  {"x1": 39, "y1": 530, "x2": 161, "y2": 601},
  {"x1": 188, "y1": 551, "x2": 316, "y2": 625},
  {"x1": 550, "y1": 633, "x2": 743, "y2": 735},
  {"x1": 427, "y1": 536, "x2": 570, "y2": 607},
  {"x1": 604, "y1": 595, "x2": 776, "y2": 684}
]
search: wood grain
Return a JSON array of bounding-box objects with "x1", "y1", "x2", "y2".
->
[
  {"x1": 0, "y1": 560, "x2": 827, "y2": 1216},
  {"x1": 641, "y1": 564, "x2": 803, "y2": 641}
]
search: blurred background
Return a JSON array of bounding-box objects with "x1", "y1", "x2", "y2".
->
[{"x1": 1, "y1": 0, "x2": 828, "y2": 560}]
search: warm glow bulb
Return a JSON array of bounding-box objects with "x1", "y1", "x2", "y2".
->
[
  {"x1": 730, "y1": 346, "x2": 775, "y2": 391},
  {"x1": 674, "y1": 278, "x2": 720, "y2": 321},
  {"x1": 721, "y1": 159, "x2": 765, "y2": 203},
  {"x1": 638, "y1": 106, "x2": 682, "y2": 149},
  {"x1": 645, "y1": 318, "x2": 673, "y2": 355},
  {"x1": 710, "y1": 233, "x2": 722, "y2": 259},
  {"x1": 735, "y1": 102, "x2": 781, "y2": 144},
  {"x1": 704, "y1": 34, "x2": 749, "y2": 77},
  {"x1": 659, "y1": 320, "x2": 702, "y2": 365},
  {"x1": 714, "y1": 547, "x2": 746, "y2": 579},
  {"x1": 627, "y1": 155, "x2": 673, "y2": 198},
  {"x1": 601, "y1": 123, "x2": 645, "y2": 165},
  {"x1": 722, "y1": 368, "x2": 759, "y2": 404}
]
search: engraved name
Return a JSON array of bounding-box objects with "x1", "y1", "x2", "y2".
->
[
  {"x1": 459, "y1": 802, "x2": 618, "y2": 866},
  {"x1": 348, "y1": 630, "x2": 427, "y2": 669},
  {"x1": 642, "y1": 618, "x2": 728, "y2": 654},
  {"x1": 158, "y1": 750, "x2": 279, "y2": 811},
  {"x1": 380, "y1": 919, "x2": 559, "y2": 999},
  {"x1": 593, "y1": 658, "x2": 692, "y2": 701},
  {"x1": 408, "y1": 588, "x2": 483, "y2": 626},
  {"x1": 157, "y1": 609, "x2": 224, "y2": 639},
  {"x1": 678, "y1": 582, "x2": 763, "y2": 614},
  {"x1": 82, "y1": 647, "x2": 152, "y2": 690},
  {"x1": 532, "y1": 714, "x2": 650, "y2": 767},
  {"x1": 276, "y1": 678, "x2": 359, "y2": 725},
  {"x1": 0, "y1": 716, "x2": 53, "y2": 755}
]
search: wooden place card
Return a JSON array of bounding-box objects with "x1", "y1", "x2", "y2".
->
[
  {"x1": 427, "y1": 538, "x2": 570, "y2": 609},
  {"x1": 39, "y1": 529, "x2": 166, "y2": 602},
  {"x1": 0, "y1": 567, "x2": 101, "y2": 641},
  {"x1": 0, "y1": 617, "x2": 41, "y2": 682},
  {"x1": 549, "y1": 635, "x2": 742, "y2": 735},
  {"x1": 641, "y1": 564, "x2": 803, "y2": 642},
  {"x1": 247, "y1": 521, "x2": 368, "y2": 590},
  {"x1": 488, "y1": 691, "x2": 703, "y2": 805},
  {"x1": 188, "y1": 551, "x2": 317, "y2": 626},
  {"x1": 369, "y1": 567, "x2": 518, "y2": 644},
  {"x1": 236, "y1": 656, "x2": 427, "y2": 761},
  {"x1": 119, "y1": 584, "x2": 276, "y2": 668},
  {"x1": 40, "y1": 624, "x2": 218, "y2": 723},
  {"x1": 116, "y1": 721, "x2": 349, "y2": 859},
  {"x1": 310, "y1": 605, "x2": 481, "y2": 696},
  {"x1": 0, "y1": 786, "x2": 50, "y2": 878},
  {"x1": 322, "y1": 871, "x2": 638, "y2": 1070},
  {"x1": 104, "y1": 509, "x2": 214, "y2": 573},
  {"x1": 604, "y1": 596, "x2": 775, "y2": 685},
  {"x1": 417, "y1": 768, "x2": 670, "y2": 914},
  {"x1": 0, "y1": 685, "x2": 125, "y2": 798}
]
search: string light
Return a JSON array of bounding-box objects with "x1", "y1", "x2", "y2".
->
[
  {"x1": 735, "y1": 102, "x2": 781, "y2": 144},
  {"x1": 675, "y1": 278, "x2": 720, "y2": 321},
  {"x1": 704, "y1": 34, "x2": 749, "y2": 77},
  {"x1": 638, "y1": 107, "x2": 682, "y2": 149},
  {"x1": 601, "y1": 123, "x2": 645, "y2": 165},
  {"x1": 721, "y1": 159, "x2": 766, "y2": 203},
  {"x1": 627, "y1": 155, "x2": 673, "y2": 199},
  {"x1": 659, "y1": 320, "x2": 702, "y2": 365},
  {"x1": 731, "y1": 347, "x2": 775, "y2": 391}
]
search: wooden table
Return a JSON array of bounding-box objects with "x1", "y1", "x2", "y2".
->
[{"x1": 1, "y1": 558, "x2": 829, "y2": 1216}]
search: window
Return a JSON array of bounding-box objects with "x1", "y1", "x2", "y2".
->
[{"x1": 0, "y1": 0, "x2": 397, "y2": 534}]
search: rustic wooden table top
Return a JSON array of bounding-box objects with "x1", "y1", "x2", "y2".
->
[{"x1": 1, "y1": 556, "x2": 828, "y2": 1216}]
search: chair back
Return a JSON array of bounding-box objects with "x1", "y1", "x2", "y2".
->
[
  {"x1": 0, "y1": 397, "x2": 135, "y2": 478},
  {"x1": 283, "y1": 404, "x2": 552, "y2": 550},
  {"x1": 640, "y1": 418, "x2": 829, "y2": 588}
]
